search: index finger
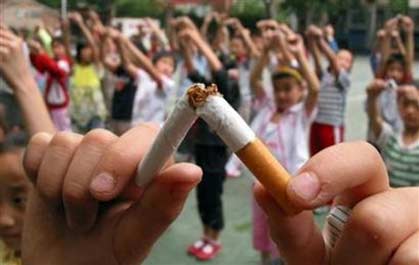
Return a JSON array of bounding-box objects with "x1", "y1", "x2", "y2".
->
[{"x1": 89, "y1": 123, "x2": 172, "y2": 201}]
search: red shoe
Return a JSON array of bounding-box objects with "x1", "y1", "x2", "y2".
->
[
  {"x1": 195, "y1": 241, "x2": 222, "y2": 261},
  {"x1": 187, "y1": 238, "x2": 207, "y2": 256}
]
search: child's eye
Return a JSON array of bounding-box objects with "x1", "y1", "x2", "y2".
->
[{"x1": 12, "y1": 196, "x2": 27, "y2": 208}]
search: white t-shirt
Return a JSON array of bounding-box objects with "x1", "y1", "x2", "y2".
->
[
  {"x1": 226, "y1": 97, "x2": 316, "y2": 176},
  {"x1": 315, "y1": 69, "x2": 351, "y2": 126},
  {"x1": 131, "y1": 69, "x2": 175, "y2": 125},
  {"x1": 367, "y1": 87, "x2": 403, "y2": 143}
]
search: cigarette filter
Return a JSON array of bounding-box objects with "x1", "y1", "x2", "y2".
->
[
  {"x1": 190, "y1": 85, "x2": 296, "y2": 214},
  {"x1": 136, "y1": 84, "x2": 297, "y2": 214}
]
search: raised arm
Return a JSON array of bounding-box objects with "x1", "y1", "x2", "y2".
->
[
  {"x1": 366, "y1": 79, "x2": 386, "y2": 138},
  {"x1": 376, "y1": 18, "x2": 397, "y2": 77},
  {"x1": 390, "y1": 30, "x2": 406, "y2": 56},
  {"x1": 99, "y1": 32, "x2": 120, "y2": 73},
  {"x1": 250, "y1": 40, "x2": 270, "y2": 99},
  {"x1": 178, "y1": 34, "x2": 195, "y2": 74},
  {"x1": 306, "y1": 25, "x2": 323, "y2": 77},
  {"x1": 200, "y1": 12, "x2": 216, "y2": 41},
  {"x1": 225, "y1": 18, "x2": 261, "y2": 58},
  {"x1": 146, "y1": 18, "x2": 170, "y2": 51},
  {"x1": 0, "y1": 26, "x2": 55, "y2": 135},
  {"x1": 316, "y1": 34, "x2": 340, "y2": 75},
  {"x1": 179, "y1": 28, "x2": 222, "y2": 72},
  {"x1": 289, "y1": 35, "x2": 320, "y2": 116},
  {"x1": 68, "y1": 11, "x2": 100, "y2": 63},
  {"x1": 120, "y1": 34, "x2": 163, "y2": 85},
  {"x1": 401, "y1": 16, "x2": 415, "y2": 77},
  {"x1": 273, "y1": 30, "x2": 295, "y2": 67},
  {"x1": 109, "y1": 30, "x2": 139, "y2": 79},
  {"x1": 61, "y1": 18, "x2": 73, "y2": 60}
]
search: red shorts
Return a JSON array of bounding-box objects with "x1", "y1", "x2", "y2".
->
[{"x1": 310, "y1": 122, "x2": 344, "y2": 156}]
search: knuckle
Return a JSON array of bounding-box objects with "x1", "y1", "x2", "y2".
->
[
  {"x1": 51, "y1": 132, "x2": 82, "y2": 149},
  {"x1": 49, "y1": 132, "x2": 82, "y2": 157},
  {"x1": 36, "y1": 177, "x2": 61, "y2": 201},
  {"x1": 23, "y1": 133, "x2": 51, "y2": 172},
  {"x1": 101, "y1": 142, "x2": 134, "y2": 170},
  {"x1": 84, "y1": 129, "x2": 117, "y2": 146},
  {"x1": 63, "y1": 181, "x2": 88, "y2": 206},
  {"x1": 348, "y1": 201, "x2": 393, "y2": 249}
]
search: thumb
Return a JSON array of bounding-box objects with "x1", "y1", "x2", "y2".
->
[{"x1": 114, "y1": 163, "x2": 202, "y2": 265}]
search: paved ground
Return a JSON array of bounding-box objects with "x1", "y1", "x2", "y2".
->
[{"x1": 144, "y1": 57, "x2": 419, "y2": 265}]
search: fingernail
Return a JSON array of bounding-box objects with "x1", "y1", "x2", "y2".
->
[
  {"x1": 91, "y1": 173, "x2": 116, "y2": 193},
  {"x1": 289, "y1": 172, "x2": 320, "y2": 202}
]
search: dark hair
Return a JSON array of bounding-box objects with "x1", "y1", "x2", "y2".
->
[
  {"x1": 152, "y1": 50, "x2": 176, "y2": 69},
  {"x1": 385, "y1": 53, "x2": 406, "y2": 69},
  {"x1": 272, "y1": 72, "x2": 296, "y2": 82},
  {"x1": 271, "y1": 67, "x2": 303, "y2": 84},
  {"x1": 0, "y1": 131, "x2": 28, "y2": 154},
  {"x1": 75, "y1": 41, "x2": 90, "y2": 63},
  {"x1": 52, "y1": 36, "x2": 64, "y2": 46}
]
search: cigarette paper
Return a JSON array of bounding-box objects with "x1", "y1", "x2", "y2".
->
[
  {"x1": 137, "y1": 83, "x2": 297, "y2": 214},
  {"x1": 135, "y1": 87, "x2": 199, "y2": 186},
  {"x1": 190, "y1": 85, "x2": 296, "y2": 214}
]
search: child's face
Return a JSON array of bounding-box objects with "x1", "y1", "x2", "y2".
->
[
  {"x1": 80, "y1": 46, "x2": 93, "y2": 64},
  {"x1": 336, "y1": 50, "x2": 353, "y2": 72},
  {"x1": 386, "y1": 61, "x2": 404, "y2": 84},
  {"x1": 398, "y1": 86, "x2": 419, "y2": 130},
  {"x1": 230, "y1": 37, "x2": 246, "y2": 58},
  {"x1": 155, "y1": 56, "x2": 175, "y2": 77},
  {"x1": 0, "y1": 150, "x2": 30, "y2": 252},
  {"x1": 273, "y1": 77, "x2": 303, "y2": 112},
  {"x1": 252, "y1": 35, "x2": 264, "y2": 51},
  {"x1": 52, "y1": 41, "x2": 66, "y2": 58}
]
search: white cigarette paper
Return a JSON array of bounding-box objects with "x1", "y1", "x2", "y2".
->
[
  {"x1": 136, "y1": 84, "x2": 295, "y2": 214},
  {"x1": 196, "y1": 95, "x2": 255, "y2": 152},
  {"x1": 135, "y1": 93, "x2": 198, "y2": 186}
]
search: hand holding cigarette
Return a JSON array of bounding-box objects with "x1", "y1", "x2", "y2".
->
[{"x1": 136, "y1": 84, "x2": 297, "y2": 214}]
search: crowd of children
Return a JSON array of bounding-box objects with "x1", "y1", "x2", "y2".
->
[{"x1": 0, "y1": 8, "x2": 418, "y2": 265}]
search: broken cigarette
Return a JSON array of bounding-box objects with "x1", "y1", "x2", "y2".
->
[
  {"x1": 136, "y1": 84, "x2": 297, "y2": 214},
  {"x1": 135, "y1": 86, "x2": 199, "y2": 186}
]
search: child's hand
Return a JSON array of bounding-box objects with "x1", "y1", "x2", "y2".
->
[
  {"x1": 224, "y1": 17, "x2": 244, "y2": 32},
  {"x1": 178, "y1": 28, "x2": 201, "y2": 43},
  {"x1": 390, "y1": 30, "x2": 400, "y2": 39},
  {"x1": 61, "y1": 18, "x2": 70, "y2": 31},
  {"x1": 287, "y1": 34, "x2": 305, "y2": 56},
  {"x1": 22, "y1": 125, "x2": 202, "y2": 265},
  {"x1": 0, "y1": 25, "x2": 33, "y2": 91},
  {"x1": 367, "y1": 79, "x2": 386, "y2": 97},
  {"x1": 384, "y1": 18, "x2": 398, "y2": 32},
  {"x1": 27, "y1": 39, "x2": 43, "y2": 54},
  {"x1": 376, "y1": 29, "x2": 386, "y2": 39},
  {"x1": 400, "y1": 16, "x2": 414, "y2": 33},
  {"x1": 68, "y1": 11, "x2": 83, "y2": 25},
  {"x1": 175, "y1": 16, "x2": 198, "y2": 32},
  {"x1": 254, "y1": 142, "x2": 418, "y2": 265},
  {"x1": 306, "y1": 25, "x2": 323, "y2": 39},
  {"x1": 323, "y1": 24, "x2": 334, "y2": 38},
  {"x1": 107, "y1": 27, "x2": 121, "y2": 40}
]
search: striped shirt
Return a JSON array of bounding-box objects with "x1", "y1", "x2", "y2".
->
[
  {"x1": 377, "y1": 123, "x2": 419, "y2": 187},
  {"x1": 315, "y1": 70, "x2": 351, "y2": 126}
]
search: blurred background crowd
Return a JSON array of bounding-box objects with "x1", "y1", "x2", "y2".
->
[{"x1": 0, "y1": 0, "x2": 418, "y2": 265}]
